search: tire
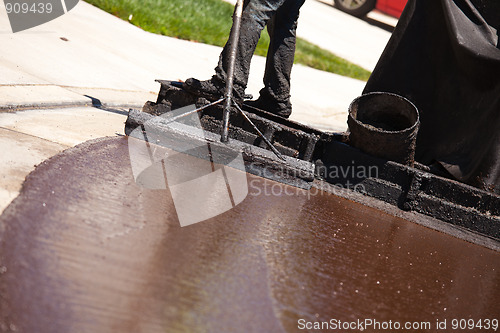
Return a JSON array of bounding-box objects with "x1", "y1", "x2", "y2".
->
[{"x1": 334, "y1": 0, "x2": 377, "y2": 17}]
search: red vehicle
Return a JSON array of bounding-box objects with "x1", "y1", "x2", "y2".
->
[{"x1": 334, "y1": 0, "x2": 407, "y2": 18}]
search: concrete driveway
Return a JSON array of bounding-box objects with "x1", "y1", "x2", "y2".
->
[{"x1": 299, "y1": 0, "x2": 397, "y2": 71}]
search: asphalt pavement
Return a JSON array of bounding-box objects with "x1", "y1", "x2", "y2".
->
[
  {"x1": 2, "y1": 136, "x2": 498, "y2": 332},
  {"x1": 0, "y1": 0, "x2": 396, "y2": 213}
]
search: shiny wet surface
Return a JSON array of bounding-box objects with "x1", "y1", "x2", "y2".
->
[{"x1": 0, "y1": 137, "x2": 498, "y2": 332}]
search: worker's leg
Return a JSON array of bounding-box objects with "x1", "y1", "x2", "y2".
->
[
  {"x1": 248, "y1": 0, "x2": 305, "y2": 117},
  {"x1": 184, "y1": 0, "x2": 287, "y2": 103}
]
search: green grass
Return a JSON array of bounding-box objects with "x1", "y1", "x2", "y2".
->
[{"x1": 85, "y1": 0, "x2": 371, "y2": 81}]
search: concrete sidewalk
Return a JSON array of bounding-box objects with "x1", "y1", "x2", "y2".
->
[
  {"x1": 0, "y1": 0, "x2": 392, "y2": 213},
  {"x1": 0, "y1": 1, "x2": 370, "y2": 126}
]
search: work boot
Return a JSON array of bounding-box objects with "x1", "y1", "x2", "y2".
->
[
  {"x1": 183, "y1": 77, "x2": 225, "y2": 101},
  {"x1": 245, "y1": 96, "x2": 292, "y2": 119},
  {"x1": 183, "y1": 77, "x2": 245, "y2": 105}
]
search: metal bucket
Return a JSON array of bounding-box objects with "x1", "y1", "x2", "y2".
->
[{"x1": 347, "y1": 92, "x2": 420, "y2": 166}]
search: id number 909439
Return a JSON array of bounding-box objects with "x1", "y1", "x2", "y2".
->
[
  {"x1": 451, "y1": 319, "x2": 498, "y2": 331},
  {"x1": 5, "y1": 2, "x2": 53, "y2": 14}
]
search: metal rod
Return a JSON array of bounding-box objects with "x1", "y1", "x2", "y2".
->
[
  {"x1": 221, "y1": 0, "x2": 244, "y2": 143},
  {"x1": 232, "y1": 101, "x2": 286, "y2": 161},
  {"x1": 164, "y1": 98, "x2": 224, "y2": 124}
]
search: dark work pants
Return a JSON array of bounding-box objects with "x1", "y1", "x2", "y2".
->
[{"x1": 215, "y1": 0, "x2": 305, "y2": 103}]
